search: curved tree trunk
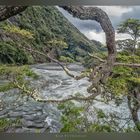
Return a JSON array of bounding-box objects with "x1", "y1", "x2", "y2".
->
[
  {"x1": 61, "y1": 6, "x2": 116, "y2": 93},
  {"x1": 61, "y1": 6, "x2": 116, "y2": 59}
]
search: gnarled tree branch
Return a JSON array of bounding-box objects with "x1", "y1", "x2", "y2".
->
[
  {"x1": 0, "y1": 6, "x2": 27, "y2": 21},
  {"x1": 88, "y1": 53, "x2": 106, "y2": 63},
  {"x1": 13, "y1": 79, "x2": 100, "y2": 103},
  {"x1": 61, "y1": 6, "x2": 116, "y2": 93},
  {"x1": 114, "y1": 62, "x2": 140, "y2": 68}
]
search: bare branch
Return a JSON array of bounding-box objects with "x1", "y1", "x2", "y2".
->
[
  {"x1": 61, "y1": 6, "x2": 116, "y2": 57},
  {"x1": 23, "y1": 46, "x2": 88, "y2": 80},
  {"x1": 24, "y1": 47, "x2": 76, "y2": 77},
  {"x1": 114, "y1": 62, "x2": 140, "y2": 68},
  {"x1": 88, "y1": 53, "x2": 106, "y2": 63},
  {"x1": 13, "y1": 80, "x2": 100, "y2": 103},
  {"x1": 61, "y1": 6, "x2": 117, "y2": 94}
]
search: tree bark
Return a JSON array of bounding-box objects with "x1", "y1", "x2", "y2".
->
[
  {"x1": 61, "y1": 6, "x2": 116, "y2": 92},
  {"x1": 61, "y1": 6, "x2": 116, "y2": 59},
  {"x1": 0, "y1": 6, "x2": 27, "y2": 21},
  {"x1": 114, "y1": 62, "x2": 140, "y2": 68}
]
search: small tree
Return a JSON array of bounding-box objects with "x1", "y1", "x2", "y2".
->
[
  {"x1": 117, "y1": 18, "x2": 140, "y2": 54},
  {"x1": 116, "y1": 39, "x2": 135, "y2": 52}
]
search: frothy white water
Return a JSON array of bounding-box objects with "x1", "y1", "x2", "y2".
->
[
  {"x1": 31, "y1": 64, "x2": 90, "y2": 99},
  {"x1": 31, "y1": 63, "x2": 138, "y2": 131}
]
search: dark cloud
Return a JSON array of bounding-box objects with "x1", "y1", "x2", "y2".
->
[
  {"x1": 57, "y1": 7, "x2": 102, "y2": 33},
  {"x1": 57, "y1": 6, "x2": 140, "y2": 41},
  {"x1": 73, "y1": 20, "x2": 102, "y2": 33},
  {"x1": 121, "y1": 6, "x2": 140, "y2": 20},
  {"x1": 111, "y1": 6, "x2": 140, "y2": 30}
]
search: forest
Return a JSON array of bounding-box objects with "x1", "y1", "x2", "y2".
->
[{"x1": 0, "y1": 6, "x2": 140, "y2": 133}]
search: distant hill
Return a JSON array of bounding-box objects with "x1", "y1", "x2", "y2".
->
[
  {"x1": 91, "y1": 40, "x2": 107, "y2": 52},
  {"x1": 0, "y1": 6, "x2": 101, "y2": 64}
]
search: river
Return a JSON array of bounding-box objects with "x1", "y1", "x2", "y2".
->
[{"x1": 0, "y1": 63, "x2": 137, "y2": 132}]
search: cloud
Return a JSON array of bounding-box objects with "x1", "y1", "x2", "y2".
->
[
  {"x1": 115, "y1": 33, "x2": 131, "y2": 41},
  {"x1": 57, "y1": 6, "x2": 102, "y2": 32},
  {"x1": 121, "y1": 6, "x2": 140, "y2": 20},
  {"x1": 84, "y1": 30, "x2": 106, "y2": 44},
  {"x1": 58, "y1": 6, "x2": 140, "y2": 44},
  {"x1": 97, "y1": 6, "x2": 133, "y2": 17},
  {"x1": 83, "y1": 31, "x2": 131, "y2": 45}
]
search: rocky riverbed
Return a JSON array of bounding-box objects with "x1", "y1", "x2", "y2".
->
[
  {"x1": 0, "y1": 63, "x2": 138, "y2": 132},
  {"x1": 0, "y1": 63, "x2": 89, "y2": 133}
]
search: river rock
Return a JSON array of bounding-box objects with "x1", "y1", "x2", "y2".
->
[
  {"x1": 23, "y1": 114, "x2": 44, "y2": 121},
  {"x1": 8, "y1": 112, "x2": 22, "y2": 118},
  {"x1": 22, "y1": 119, "x2": 45, "y2": 128},
  {"x1": 0, "y1": 114, "x2": 8, "y2": 118},
  {"x1": 0, "y1": 110, "x2": 8, "y2": 116}
]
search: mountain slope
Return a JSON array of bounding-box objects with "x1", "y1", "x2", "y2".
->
[{"x1": 0, "y1": 6, "x2": 100, "y2": 64}]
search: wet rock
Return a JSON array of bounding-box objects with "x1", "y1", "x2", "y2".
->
[
  {"x1": 35, "y1": 114, "x2": 48, "y2": 121},
  {"x1": 50, "y1": 120, "x2": 62, "y2": 132},
  {"x1": 4, "y1": 106, "x2": 18, "y2": 112},
  {"x1": 8, "y1": 112, "x2": 22, "y2": 118},
  {"x1": 15, "y1": 108, "x2": 23, "y2": 112},
  {"x1": 23, "y1": 114, "x2": 41, "y2": 121},
  {"x1": 22, "y1": 119, "x2": 45, "y2": 128},
  {"x1": 0, "y1": 114, "x2": 8, "y2": 118},
  {"x1": 0, "y1": 110, "x2": 8, "y2": 116},
  {"x1": 18, "y1": 106, "x2": 41, "y2": 113}
]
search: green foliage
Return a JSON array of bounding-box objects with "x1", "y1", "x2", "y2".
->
[
  {"x1": 124, "y1": 127, "x2": 138, "y2": 132},
  {"x1": 0, "y1": 6, "x2": 100, "y2": 64},
  {"x1": 59, "y1": 56, "x2": 74, "y2": 63},
  {"x1": 3, "y1": 25, "x2": 34, "y2": 39},
  {"x1": 58, "y1": 102, "x2": 116, "y2": 132},
  {"x1": 0, "y1": 82, "x2": 15, "y2": 92},
  {"x1": 107, "y1": 75, "x2": 128, "y2": 95},
  {"x1": 0, "y1": 65, "x2": 37, "y2": 78},
  {"x1": 117, "y1": 18, "x2": 140, "y2": 38},
  {"x1": 0, "y1": 24, "x2": 35, "y2": 64},
  {"x1": 89, "y1": 123, "x2": 112, "y2": 132},
  {"x1": 116, "y1": 53, "x2": 140, "y2": 63},
  {"x1": 0, "y1": 118, "x2": 21, "y2": 132},
  {"x1": 97, "y1": 109, "x2": 106, "y2": 118},
  {"x1": 0, "y1": 65, "x2": 38, "y2": 92},
  {"x1": 58, "y1": 101, "x2": 85, "y2": 132},
  {"x1": 46, "y1": 39, "x2": 69, "y2": 59},
  {"x1": 83, "y1": 52, "x2": 107, "y2": 68},
  {"x1": 117, "y1": 18, "x2": 140, "y2": 53},
  {"x1": 0, "y1": 41, "x2": 29, "y2": 64},
  {"x1": 106, "y1": 51, "x2": 140, "y2": 96},
  {"x1": 47, "y1": 40, "x2": 68, "y2": 49}
]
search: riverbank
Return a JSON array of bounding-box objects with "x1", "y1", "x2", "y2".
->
[{"x1": 0, "y1": 63, "x2": 137, "y2": 132}]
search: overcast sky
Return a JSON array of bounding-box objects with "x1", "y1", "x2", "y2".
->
[{"x1": 57, "y1": 6, "x2": 140, "y2": 44}]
